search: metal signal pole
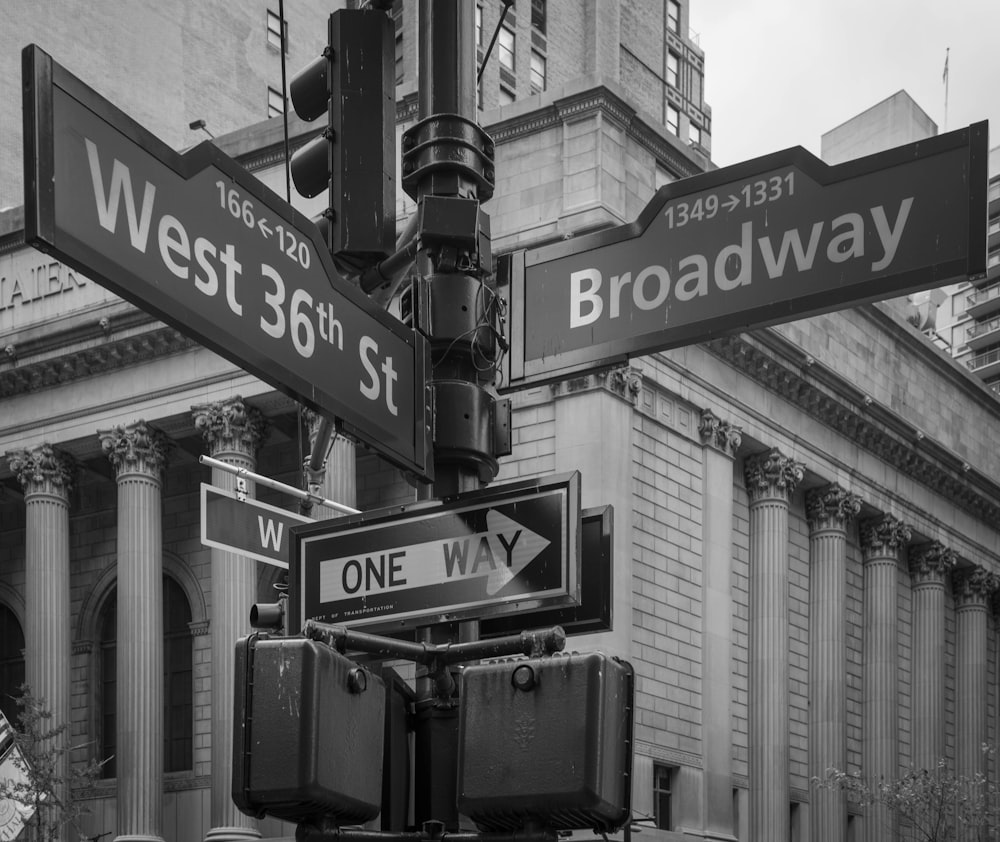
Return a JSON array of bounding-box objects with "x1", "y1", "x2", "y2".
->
[{"x1": 402, "y1": 0, "x2": 505, "y2": 828}]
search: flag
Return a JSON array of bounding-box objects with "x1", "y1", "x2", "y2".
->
[{"x1": 943, "y1": 48, "x2": 949, "y2": 83}]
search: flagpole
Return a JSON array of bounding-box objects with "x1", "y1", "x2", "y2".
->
[{"x1": 943, "y1": 47, "x2": 950, "y2": 131}]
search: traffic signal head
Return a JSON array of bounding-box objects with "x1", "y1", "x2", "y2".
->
[
  {"x1": 232, "y1": 634, "x2": 385, "y2": 825},
  {"x1": 457, "y1": 651, "x2": 634, "y2": 832},
  {"x1": 288, "y1": 9, "x2": 395, "y2": 263}
]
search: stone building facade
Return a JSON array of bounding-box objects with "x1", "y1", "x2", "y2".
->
[{"x1": 2, "y1": 4, "x2": 1000, "y2": 842}]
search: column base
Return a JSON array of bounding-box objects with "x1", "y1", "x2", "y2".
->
[{"x1": 204, "y1": 827, "x2": 263, "y2": 842}]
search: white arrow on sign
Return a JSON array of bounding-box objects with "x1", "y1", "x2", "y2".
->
[{"x1": 318, "y1": 509, "x2": 551, "y2": 602}]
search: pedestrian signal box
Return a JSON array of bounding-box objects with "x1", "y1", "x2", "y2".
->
[
  {"x1": 232, "y1": 634, "x2": 385, "y2": 825},
  {"x1": 457, "y1": 651, "x2": 634, "y2": 832}
]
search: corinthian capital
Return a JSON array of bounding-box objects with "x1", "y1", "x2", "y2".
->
[
  {"x1": 699, "y1": 409, "x2": 742, "y2": 456},
  {"x1": 806, "y1": 483, "x2": 861, "y2": 531},
  {"x1": 98, "y1": 421, "x2": 170, "y2": 479},
  {"x1": 909, "y1": 541, "x2": 958, "y2": 585},
  {"x1": 191, "y1": 395, "x2": 267, "y2": 458},
  {"x1": 744, "y1": 448, "x2": 805, "y2": 502},
  {"x1": 953, "y1": 566, "x2": 1000, "y2": 608},
  {"x1": 860, "y1": 514, "x2": 912, "y2": 560},
  {"x1": 7, "y1": 444, "x2": 76, "y2": 497}
]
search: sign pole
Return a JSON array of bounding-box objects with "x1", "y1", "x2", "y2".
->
[{"x1": 407, "y1": 0, "x2": 499, "y2": 829}]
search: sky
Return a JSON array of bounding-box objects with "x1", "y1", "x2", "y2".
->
[{"x1": 688, "y1": 0, "x2": 1000, "y2": 169}]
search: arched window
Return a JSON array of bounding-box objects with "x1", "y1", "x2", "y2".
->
[
  {"x1": 163, "y1": 576, "x2": 192, "y2": 773},
  {"x1": 98, "y1": 591, "x2": 117, "y2": 779},
  {"x1": 97, "y1": 576, "x2": 193, "y2": 778},
  {"x1": 0, "y1": 605, "x2": 25, "y2": 726}
]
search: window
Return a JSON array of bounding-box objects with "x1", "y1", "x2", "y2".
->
[
  {"x1": 476, "y1": 5, "x2": 483, "y2": 47},
  {"x1": 667, "y1": 0, "x2": 681, "y2": 35},
  {"x1": 98, "y1": 577, "x2": 193, "y2": 778},
  {"x1": 653, "y1": 764, "x2": 675, "y2": 829},
  {"x1": 266, "y1": 10, "x2": 288, "y2": 53},
  {"x1": 99, "y1": 593, "x2": 117, "y2": 778},
  {"x1": 530, "y1": 50, "x2": 546, "y2": 93},
  {"x1": 531, "y1": 0, "x2": 547, "y2": 34},
  {"x1": 689, "y1": 123, "x2": 701, "y2": 146},
  {"x1": 989, "y1": 218, "x2": 1000, "y2": 235},
  {"x1": 164, "y1": 577, "x2": 193, "y2": 773},
  {"x1": 666, "y1": 104, "x2": 680, "y2": 135},
  {"x1": 667, "y1": 51, "x2": 680, "y2": 88},
  {"x1": 499, "y1": 26, "x2": 515, "y2": 72},
  {"x1": 394, "y1": 1, "x2": 404, "y2": 85},
  {"x1": 499, "y1": 86, "x2": 516, "y2": 106},
  {"x1": 989, "y1": 181, "x2": 1000, "y2": 202},
  {"x1": 0, "y1": 606, "x2": 24, "y2": 727},
  {"x1": 267, "y1": 86, "x2": 285, "y2": 119}
]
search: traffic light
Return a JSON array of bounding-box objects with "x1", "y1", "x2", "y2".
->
[
  {"x1": 232, "y1": 634, "x2": 385, "y2": 825},
  {"x1": 457, "y1": 651, "x2": 635, "y2": 832},
  {"x1": 289, "y1": 8, "x2": 394, "y2": 265}
]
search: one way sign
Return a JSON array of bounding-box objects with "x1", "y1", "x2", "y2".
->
[{"x1": 289, "y1": 473, "x2": 581, "y2": 632}]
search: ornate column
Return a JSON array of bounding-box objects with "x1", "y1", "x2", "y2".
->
[
  {"x1": 954, "y1": 567, "x2": 997, "y2": 781},
  {"x1": 98, "y1": 421, "x2": 170, "y2": 842},
  {"x1": 8, "y1": 444, "x2": 75, "y2": 842},
  {"x1": 697, "y1": 410, "x2": 741, "y2": 840},
  {"x1": 909, "y1": 541, "x2": 957, "y2": 773},
  {"x1": 744, "y1": 448, "x2": 804, "y2": 842},
  {"x1": 192, "y1": 397, "x2": 266, "y2": 842},
  {"x1": 303, "y1": 408, "x2": 357, "y2": 516},
  {"x1": 859, "y1": 514, "x2": 910, "y2": 842},
  {"x1": 807, "y1": 484, "x2": 861, "y2": 842}
]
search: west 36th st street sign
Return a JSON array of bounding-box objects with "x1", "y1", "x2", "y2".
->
[
  {"x1": 503, "y1": 123, "x2": 988, "y2": 389},
  {"x1": 22, "y1": 45, "x2": 431, "y2": 479}
]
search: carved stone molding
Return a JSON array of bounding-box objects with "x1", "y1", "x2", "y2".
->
[
  {"x1": 953, "y1": 567, "x2": 1000, "y2": 608},
  {"x1": 188, "y1": 619, "x2": 211, "y2": 637},
  {"x1": 706, "y1": 332, "x2": 1000, "y2": 527},
  {"x1": 98, "y1": 420, "x2": 170, "y2": 479},
  {"x1": 487, "y1": 84, "x2": 702, "y2": 180},
  {"x1": 806, "y1": 483, "x2": 862, "y2": 531},
  {"x1": 744, "y1": 448, "x2": 805, "y2": 502},
  {"x1": 698, "y1": 409, "x2": 742, "y2": 456},
  {"x1": 191, "y1": 395, "x2": 267, "y2": 459},
  {"x1": 860, "y1": 514, "x2": 912, "y2": 560},
  {"x1": 550, "y1": 364, "x2": 642, "y2": 405},
  {"x1": 0, "y1": 325, "x2": 196, "y2": 399},
  {"x1": 909, "y1": 541, "x2": 959, "y2": 585},
  {"x1": 7, "y1": 443, "x2": 76, "y2": 497}
]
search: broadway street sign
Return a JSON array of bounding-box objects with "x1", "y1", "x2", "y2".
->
[
  {"x1": 200, "y1": 483, "x2": 313, "y2": 569},
  {"x1": 503, "y1": 123, "x2": 988, "y2": 389},
  {"x1": 288, "y1": 472, "x2": 580, "y2": 632},
  {"x1": 22, "y1": 45, "x2": 431, "y2": 479}
]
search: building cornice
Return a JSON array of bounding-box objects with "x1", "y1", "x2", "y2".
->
[
  {"x1": 483, "y1": 80, "x2": 708, "y2": 180},
  {"x1": 705, "y1": 331, "x2": 1000, "y2": 526},
  {"x1": 1, "y1": 322, "x2": 196, "y2": 399}
]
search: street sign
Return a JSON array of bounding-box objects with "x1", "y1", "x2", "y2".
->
[
  {"x1": 200, "y1": 483, "x2": 313, "y2": 569},
  {"x1": 481, "y1": 505, "x2": 612, "y2": 638},
  {"x1": 289, "y1": 472, "x2": 580, "y2": 632},
  {"x1": 22, "y1": 45, "x2": 432, "y2": 479},
  {"x1": 503, "y1": 123, "x2": 989, "y2": 389}
]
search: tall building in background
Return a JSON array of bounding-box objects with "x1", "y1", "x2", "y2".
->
[
  {"x1": 957, "y1": 148, "x2": 1000, "y2": 397},
  {"x1": 0, "y1": 0, "x2": 332, "y2": 210},
  {"x1": 3, "y1": 4, "x2": 1000, "y2": 842}
]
